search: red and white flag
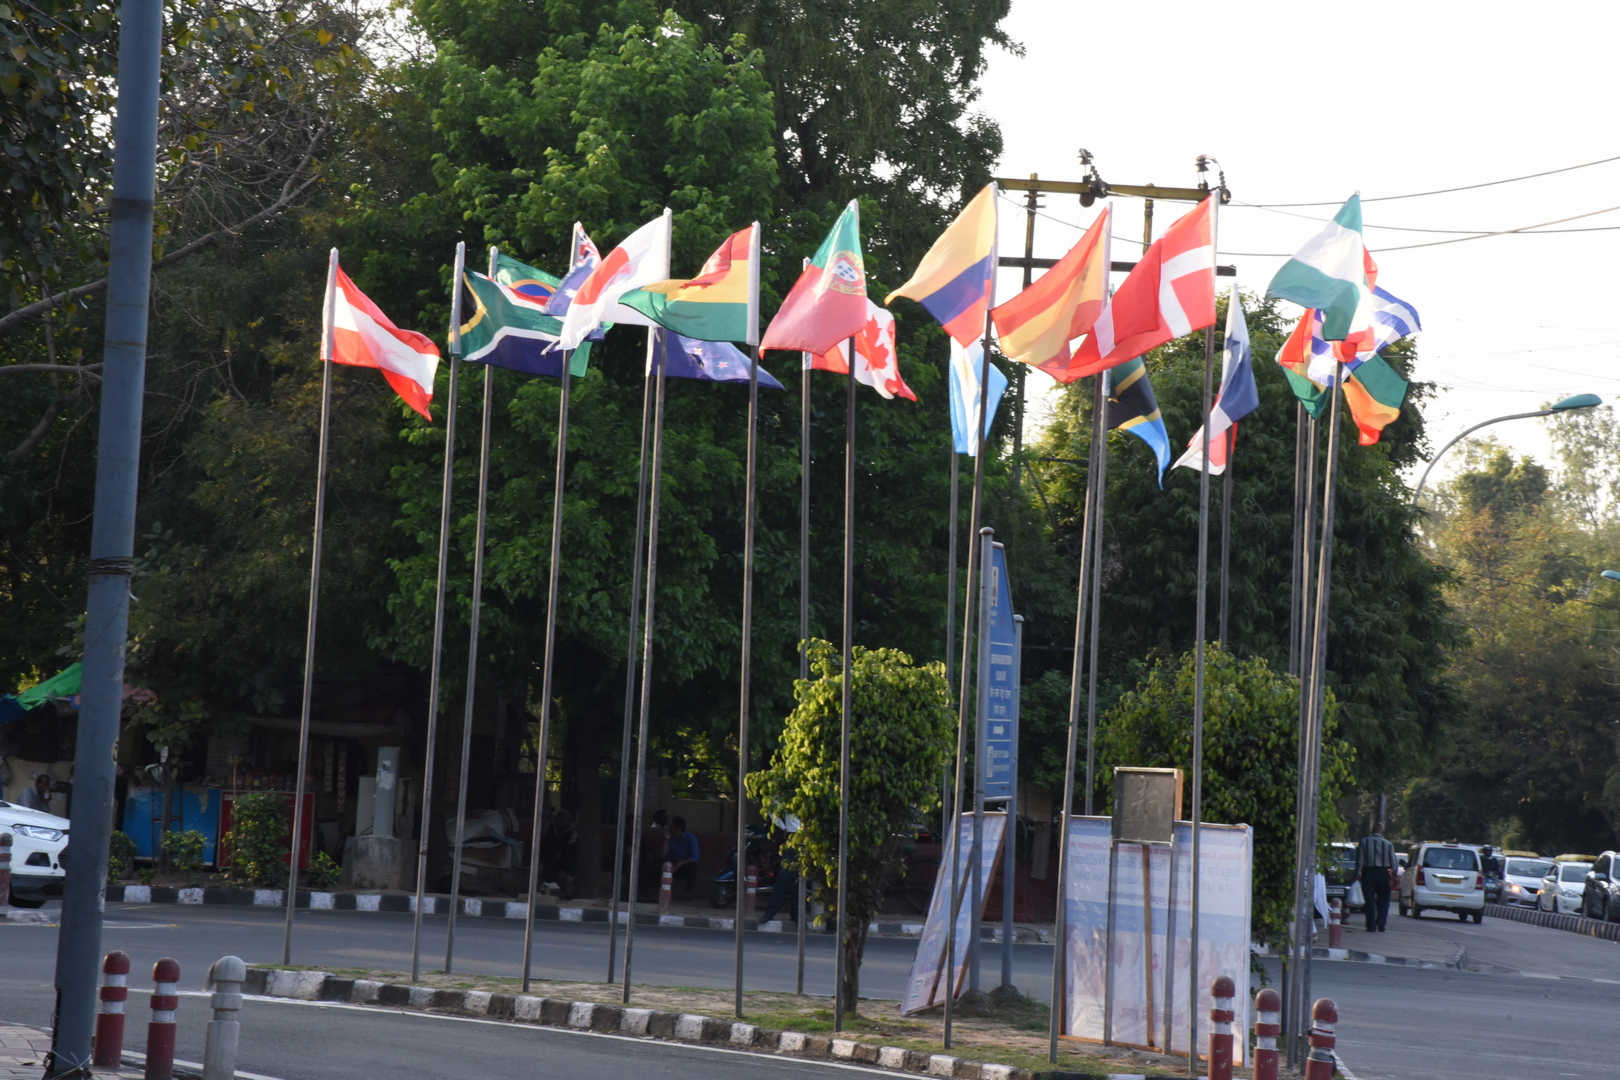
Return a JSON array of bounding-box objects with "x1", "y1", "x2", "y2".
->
[
  {"x1": 1067, "y1": 194, "x2": 1216, "y2": 378},
  {"x1": 324, "y1": 263, "x2": 440, "y2": 419},
  {"x1": 559, "y1": 211, "x2": 671, "y2": 348},
  {"x1": 807, "y1": 299, "x2": 915, "y2": 400}
]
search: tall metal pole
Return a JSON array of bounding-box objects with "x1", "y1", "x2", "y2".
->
[
  {"x1": 520, "y1": 353, "x2": 572, "y2": 991},
  {"x1": 970, "y1": 527, "x2": 994, "y2": 993},
  {"x1": 446, "y1": 244, "x2": 499, "y2": 972},
  {"x1": 49, "y1": 3, "x2": 161, "y2": 1068},
  {"x1": 622, "y1": 340, "x2": 670, "y2": 1003},
  {"x1": 944, "y1": 450, "x2": 959, "y2": 842},
  {"x1": 607, "y1": 344, "x2": 655, "y2": 984},
  {"x1": 1189, "y1": 316, "x2": 1215, "y2": 1070},
  {"x1": 1001, "y1": 613, "x2": 1023, "y2": 990},
  {"x1": 1083, "y1": 373, "x2": 1108, "y2": 817},
  {"x1": 834, "y1": 338, "x2": 858, "y2": 1031},
  {"x1": 733, "y1": 224, "x2": 763, "y2": 1019},
  {"x1": 281, "y1": 250, "x2": 339, "y2": 969},
  {"x1": 1218, "y1": 432, "x2": 1234, "y2": 646},
  {"x1": 1288, "y1": 404, "x2": 1305, "y2": 677},
  {"x1": 411, "y1": 241, "x2": 466, "y2": 981},
  {"x1": 1286, "y1": 413, "x2": 1318, "y2": 1065},
  {"x1": 797, "y1": 330, "x2": 811, "y2": 994}
]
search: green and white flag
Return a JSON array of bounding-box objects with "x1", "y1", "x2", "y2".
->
[
  {"x1": 458, "y1": 270, "x2": 590, "y2": 378},
  {"x1": 1266, "y1": 194, "x2": 1372, "y2": 341}
]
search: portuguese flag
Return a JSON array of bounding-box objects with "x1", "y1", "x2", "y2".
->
[
  {"x1": 619, "y1": 224, "x2": 759, "y2": 345},
  {"x1": 761, "y1": 200, "x2": 868, "y2": 356}
]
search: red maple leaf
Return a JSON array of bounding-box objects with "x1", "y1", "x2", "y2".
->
[{"x1": 859, "y1": 316, "x2": 891, "y2": 372}]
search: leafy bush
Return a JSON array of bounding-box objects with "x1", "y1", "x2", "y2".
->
[
  {"x1": 224, "y1": 791, "x2": 288, "y2": 887},
  {"x1": 107, "y1": 830, "x2": 137, "y2": 882},
  {"x1": 161, "y1": 829, "x2": 208, "y2": 873},
  {"x1": 307, "y1": 850, "x2": 341, "y2": 889}
]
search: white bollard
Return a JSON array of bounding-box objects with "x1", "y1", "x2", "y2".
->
[{"x1": 202, "y1": 955, "x2": 247, "y2": 1080}]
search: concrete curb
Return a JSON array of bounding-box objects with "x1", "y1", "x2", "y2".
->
[
  {"x1": 242, "y1": 965, "x2": 1063, "y2": 1080},
  {"x1": 1483, "y1": 901, "x2": 1620, "y2": 942},
  {"x1": 104, "y1": 885, "x2": 1050, "y2": 942}
]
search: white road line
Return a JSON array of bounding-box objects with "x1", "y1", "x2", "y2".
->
[{"x1": 120, "y1": 1048, "x2": 283, "y2": 1080}]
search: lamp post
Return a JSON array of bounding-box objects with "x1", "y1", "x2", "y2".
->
[
  {"x1": 1410, "y1": 394, "x2": 1603, "y2": 507},
  {"x1": 1601, "y1": 570, "x2": 1620, "y2": 583}
]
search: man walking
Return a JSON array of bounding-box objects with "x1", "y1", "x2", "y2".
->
[{"x1": 1355, "y1": 822, "x2": 1397, "y2": 931}]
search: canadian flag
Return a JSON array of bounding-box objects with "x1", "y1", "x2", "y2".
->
[
  {"x1": 1067, "y1": 195, "x2": 1216, "y2": 378},
  {"x1": 807, "y1": 300, "x2": 915, "y2": 400},
  {"x1": 324, "y1": 262, "x2": 440, "y2": 419}
]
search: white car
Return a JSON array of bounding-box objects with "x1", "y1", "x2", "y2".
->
[
  {"x1": 1398, "y1": 841, "x2": 1484, "y2": 922},
  {"x1": 0, "y1": 799, "x2": 70, "y2": 907},
  {"x1": 1538, "y1": 861, "x2": 1591, "y2": 915},
  {"x1": 1499, "y1": 856, "x2": 1554, "y2": 908}
]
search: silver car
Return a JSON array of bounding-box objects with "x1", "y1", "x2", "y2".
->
[
  {"x1": 1537, "y1": 861, "x2": 1591, "y2": 914},
  {"x1": 1499, "y1": 856, "x2": 1553, "y2": 908}
]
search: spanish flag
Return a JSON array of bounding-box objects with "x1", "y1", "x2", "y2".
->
[
  {"x1": 886, "y1": 183, "x2": 997, "y2": 346},
  {"x1": 990, "y1": 207, "x2": 1110, "y2": 375},
  {"x1": 619, "y1": 224, "x2": 759, "y2": 346}
]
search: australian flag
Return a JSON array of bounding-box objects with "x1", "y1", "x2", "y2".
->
[{"x1": 1105, "y1": 357, "x2": 1172, "y2": 486}]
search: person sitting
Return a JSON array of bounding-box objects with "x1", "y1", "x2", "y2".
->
[
  {"x1": 667, "y1": 815, "x2": 700, "y2": 898},
  {"x1": 20, "y1": 773, "x2": 53, "y2": 813}
]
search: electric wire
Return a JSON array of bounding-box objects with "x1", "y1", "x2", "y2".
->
[{"x1": 1236, "y1": 153, "x2": 1620, "y2": 207}]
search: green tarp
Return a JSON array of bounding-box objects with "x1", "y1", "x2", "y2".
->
[{"x1": 12, "y1": 662, "x2": 82, "y2": 708}]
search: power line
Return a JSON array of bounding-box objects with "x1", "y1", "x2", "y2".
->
[
  {"x1": 1223, "y1": 204, "x2": 1620, "y2": 256},
  {"x1": 1237, "y1": 153, "x2": 1620, "y2": 208},
  {"x1": 1244, "y1": 200, "x2": 1620, "y2": 236}
]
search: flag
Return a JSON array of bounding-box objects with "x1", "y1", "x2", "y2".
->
[
  {"x1": 559, "y1": 212, "x2": 670, "y2": 348},
  {"x1": 989, "y1": 207, "x2": 1110, "y2": 378},
  {"x1": 1305, "y1": 284, "x2": 1422, "y2": 385},
  {"x1": 807, "y1": 298, "x2": 915, "y2": 400},
  {"x1": 886, "y1": 183, "x2": 996, "y2": 346},
  {"x1": 761, "y1": 200, "x2": 869, "y2": 356},
  {"x1": 528, "y1": 224, "x2": 599, "y2": 314},
  {"x1": 619, "y1": 224, "x2": 759, "y2": 344},
  {"x1": 1266, "y1": 194, "x2": 1374, "y2": 340},
  {"x1": 1104, "y1": 357, "x2": 1171, "y2": 485},
  {"x1": 459, "y1": 271, "x2": 590, "y2": 378},
  {"x1": 1276, "y1": 309, "x2": 1329, "y2": 418},
  {"x1": 653, "y1": 331, "x2": 782, "y2": 389},
  {"x1": 1341, "y1": 353, "x2": 1408, "y2": 445},
  {"x1": 495, "y1": 253, "x2": 562, "y2": 306},
  {"x1": 948, "y1": 338, "x2": 1007, "y2": 456},
  {"x1": 1173, "y1": 286, "x2": 1259, "y2": 475},
  {"x1": 325, "y1": 264, "x2": 440, "y2": 419},
  {"x1": 1067, "y1": 195, "x2": 1216, "y2": 380}
]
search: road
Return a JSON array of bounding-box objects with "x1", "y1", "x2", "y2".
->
[{"x1": 6, "y1": 901, "x2": 1620, "y2": 1078}]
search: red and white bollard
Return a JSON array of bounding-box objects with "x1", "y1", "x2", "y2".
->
[
  {"x1": 658, "y1": 861, "x2": 673, "y2": 914},
  {"x1": 93, "y1": 950, "x2": 131, "y2": 1068},
  {"x1": 1207, "y1": 975, "x2": 1235, "y2": 1080},
  {"x1": 1252, "y1": 987, "x2": 1280, "y2": 1080},
  {"x1": 744, "y1": 865, "x2": 758, "y2": 916},
  {"x1": 145, "y1": 957, "x2": 181, "y2": 1080},
  {"x1": 1329, "y1": 897, "x2": 1343, "y2": 947},
  {"x1": 1304, "y1": 997, "x2": 1338, "y2": 1080},
  {"x1": 0, "y1": 832, "x2": 12, "y2": 918}
]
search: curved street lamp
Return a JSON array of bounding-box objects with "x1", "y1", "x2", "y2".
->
[
  {"x1": 1410, "y1": 393, "x2": 1604, "y2": 506},
  {"x1": 1602, "y1": 570, "x2": 1620, "y2": 583}
]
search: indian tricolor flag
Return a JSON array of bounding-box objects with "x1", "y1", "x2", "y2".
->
[
  {"x1": 619, "y1": 223, "x2": 759, "y2": 345},
  {"x1": 1266, "y1": 194, "x2": 1374, "y2": 341},
  {"x1": 323, "y1": 257, "x2": 440, "y2": 419}
]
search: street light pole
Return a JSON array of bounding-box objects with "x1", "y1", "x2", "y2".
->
[{"x1": 1410, "y1": 394, "x2": 1602, "y2": 507}]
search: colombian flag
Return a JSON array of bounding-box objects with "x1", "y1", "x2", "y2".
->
[
  {"x1": 885, "y1": 183, "x2": 997, "y2": 346},
  {"x1": 620, "y1": 224, "x2": 760, "y2": 346}
]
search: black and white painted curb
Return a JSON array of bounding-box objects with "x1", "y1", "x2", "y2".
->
[
  {"x1": 1483, "y1": 900, "x2": 1620, "y2": 942},
  {"x1": 104, "y1": 884, "x2": 1048, "y2": 942}
]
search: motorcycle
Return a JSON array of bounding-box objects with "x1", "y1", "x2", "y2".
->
[{"x1": 711, "y1": 824, "x2": 778, "y2": 909}]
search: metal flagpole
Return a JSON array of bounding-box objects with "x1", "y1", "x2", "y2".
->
[
  {"x1": 608, "y1": 335, "x2": 656, "y2": 984},
  {"x1": 1288, "y1": 404, "x2": 1305, "y2": 677},
  {"x1": 447, "y1": 246, "x2": 499, "y2": 974},
  {"x1": 1084, "y1": 369, "x2": 1108, "y2": 817},
  {"x1": 1002, "y1": 612, "x2": 1023, "y2": 989},
  {"x1": 734, "y1": 223, "x2": 762, "y2": 1019},
  {"x1": 519, "y1": 343, "x2": 573, "y2": 992},
  {"x1": 946, "y1": 188, "x2": 1002, "y2": 1049},
  {"x1": 1219, "y1": 431, "x2": 1234, "y2": 646},
  {"x1": 1286, "y1": 411, "x2": 1319, "y2": 1064},
  {"x1": 834, "y1": 334, "x2": 858, "y2": 1032},
  {"x1": 797, "y1": 308, "x2": 811, "y2": 994},
  {"x1": 945, "y1": 449, "x2": 960, "y2": 841},
  {"x1": 282, "y1": 249, "x2": 339, "y2": 967},
  {"x1": 411, "y1": 241, "x2": 466, "y2": 981},
  {"x1": 1047, "y1": 373, "x2": 1103, "y2": 1063},
  {"x1": 622, "y1": 333, "x2": 669, "y2": 1004},
  {"x1": 970, "y1": 526, "x2": 994, "y2": 994}
]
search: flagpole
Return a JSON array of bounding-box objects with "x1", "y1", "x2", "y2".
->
[
  {"x1": 834, "y1": 333, "x2": 858, "y2": 1033},
  {"x1": 1288, "y1": 404, "x2": 1305, "y2": 677},
  {"x1": 519, "y1": 347, "x2": 572, "y2": 992},
  {"x1": 1083, "y1": 369, "x2": 1108, "y2": 817},
  {"x1": 282, "y1": 247, "x2": 339, "y2": 966},
  {"x1": 946, "y1": 195, "x2": 1001, "y2": 1050},
  {"x1": 1047, "y1": 371, "x2": 1103, "y2": 1064},
  {"x1": 622, "y1": 333, "x2": 669, "y2": 1004},
  {"x1": 797, "y1": 307, "x2": 811, "y2": 995},
  {"x1": 607, "y1": 335, "x2": 655, "y2": 985},
  {"x1": 410, "y1": 241, "x2": 466, "y2": 981},
  {"x1": 1218, "y1": 431, "x2": 1234, "y2": 645},
  {"x1": 447, "y1": 244, "x2": 499, "y2": 974},
  {"x1": 1286, "y1": 410, "x2": 1318, "y2": 1065},
  {"x1": 944, "y1": 449, "x2": 959, "y2": 840},
  {"x1": 734, "y1": 223, "x2": 763, "y2": 1019}
]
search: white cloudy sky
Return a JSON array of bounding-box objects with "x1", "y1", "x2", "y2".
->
[{"x1": 976, "y1": 0, "x2": 1620, "y2": 485}]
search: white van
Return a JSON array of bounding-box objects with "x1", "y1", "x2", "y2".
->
[{"x1": 1398, "y1": 841, "x2": 1484, "y2": 923}]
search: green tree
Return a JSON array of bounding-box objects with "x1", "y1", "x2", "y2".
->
[
  {"x1": 1096, "y1": 645, "x2": 1354, "y2": 947},
  {"x1": 745, "y1": 639, "x2": 951, "y2": 1011}
]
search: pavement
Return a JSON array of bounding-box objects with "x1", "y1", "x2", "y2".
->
[{"x1": 0, "y1": 1022, "x2": 160, "y2": 1080}]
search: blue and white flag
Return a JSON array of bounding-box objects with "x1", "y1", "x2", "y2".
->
[
  {"x1": 948, "y1": 339, "x2": 1007, "y2": 456},
  {"x1": 1174, "y1": 285, "x2": 1258, "y2": 476},
  {"x1": 1306, "y1": 285, "x2": 1421, "y2": 385},
  {"x1": 652, "y1": 331, "x2": 783, "y2": 389}
]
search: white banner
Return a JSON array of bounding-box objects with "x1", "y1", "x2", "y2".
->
[{"x1": 900, "y1": 811, "x2": 1007, "y2": 1015}]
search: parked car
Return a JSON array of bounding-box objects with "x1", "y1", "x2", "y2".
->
[
  {"x1": 1398, "y1": 841, "x2": 1484, "y2": 922},
  {"x1": 0, "y1": 798, "x2": 70, "y2": 907},
  {"x1": 1537, "y1": 860, "x2": 1591, "y2": 914},
  {"x1": 1498, "y1": 856, "x2": 1553, "y2": 907},
  {"x1": 1581, "y1": 851, "x2": 1620, "y2": 922},
  {"x1": 1324, "y1": 841, "x2": 1362, "y2": 911}
]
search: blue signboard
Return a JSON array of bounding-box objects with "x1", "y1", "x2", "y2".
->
[{"x1": 979, "y1": 542, "x2": 1018, "y2": 800}]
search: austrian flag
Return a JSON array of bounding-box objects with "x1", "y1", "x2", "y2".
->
[{"x1": 324, "y1": 259, "x2": 440, "y2": 419}]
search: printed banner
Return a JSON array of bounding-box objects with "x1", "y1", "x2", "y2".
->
[{"x1": 900, "y1": 811, "x2": 1008, "y2": 1015}]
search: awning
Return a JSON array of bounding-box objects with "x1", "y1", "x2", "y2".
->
[{"x1": 11, "y1": 662, "x2": 83, "y2": 709}]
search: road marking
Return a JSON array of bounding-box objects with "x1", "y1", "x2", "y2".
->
[
  {"x1": 119, "y1": 1048, "x2": 284, "y2": 1080},
  {"x1": 224, "y1": 993, "x2": 910, "y2": 1076},
  {"x1": 103, "y1": 920, "x2": 180, "y2": 930}
]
